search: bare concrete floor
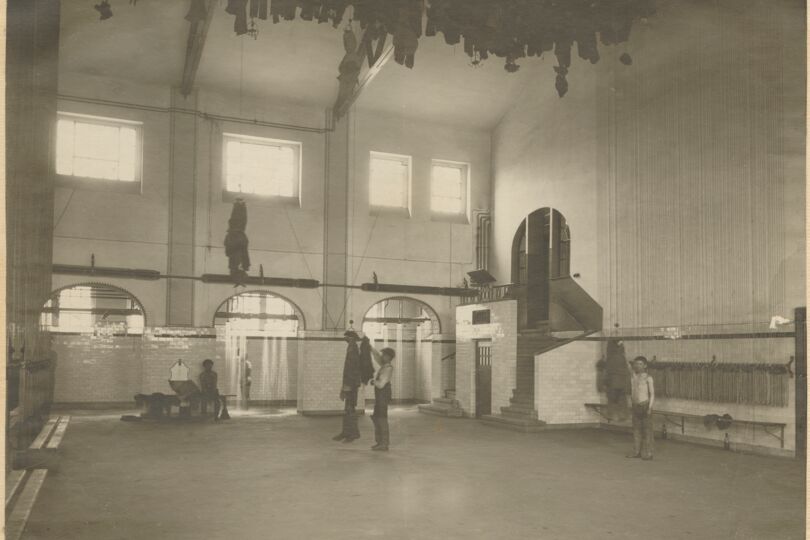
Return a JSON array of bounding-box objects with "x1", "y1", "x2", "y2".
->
[{"x1": 23, "y1": 407, "x2": 804, "y2": 540}]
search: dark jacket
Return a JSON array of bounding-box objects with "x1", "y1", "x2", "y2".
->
[
  {"x1": 359, "y1": 338, "x2": 375, "y2": 384},
  {"x1": 342, "y1": 342, "x2": 362, "y2": 390}
]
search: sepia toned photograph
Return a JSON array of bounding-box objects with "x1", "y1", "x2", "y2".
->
[{"x1": 3, "y1": 0, "x2": 807, "y2": 539}]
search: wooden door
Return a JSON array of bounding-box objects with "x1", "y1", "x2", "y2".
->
[{"x1": 475, "y1": 341, "x2": 492, "y2": 418}]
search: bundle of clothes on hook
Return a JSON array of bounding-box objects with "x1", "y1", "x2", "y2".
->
[{"x1": 218, "y1": 0, "x2": 655, "y2": 96}]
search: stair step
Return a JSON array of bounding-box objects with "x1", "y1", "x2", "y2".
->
[
  {"x1": 418, "y1": 404, "x2": 464, "y2": 418},
  {"x1": 500, "y1": 407, "x2": 538, "y2": 419},
  {"x1": 444, "y1": 390, "x2": 456, "y2": 399},
  {"x1": 434, "y1": 397, "x2": 458, "y2": 406},
  {"x1": 510, "y1": 401, "x2": 534, "y2": 410},
  {"x1": 479, "y1": 415, "x2": 546, "y2": 433}
]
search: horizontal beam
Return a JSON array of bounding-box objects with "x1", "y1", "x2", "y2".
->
[
  {"x1": 180, "y1": 0, "x2": 217, "y2": 96},
  {"x1": 333, "y1": 37, "x2": 394, "y2": 121},
  {"x1": 51, "y1": 266, "x2": 478, "y2": 297}
]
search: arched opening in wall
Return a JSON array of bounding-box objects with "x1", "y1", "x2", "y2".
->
[
  {"x1": 213, "y1": 291, "x2": 303, "y2": 408},
  {"x1": 362, "y1": 297, "x2": 442, "y2": 403},
  {"x1": 41, "y1": 283, "x2": 146, "y2": 335},
  {"x1": 510, "y1": 208, "x2": 570, "y2": 330}
]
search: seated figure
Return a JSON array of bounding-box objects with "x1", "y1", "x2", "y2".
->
[{"x1": 199, "y1": 359, "x2": 221, "y2": 419}]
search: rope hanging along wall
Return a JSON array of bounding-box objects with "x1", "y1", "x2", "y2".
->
[{"x1": 645, "y1": 356, "x2": 793, "y2": 407}]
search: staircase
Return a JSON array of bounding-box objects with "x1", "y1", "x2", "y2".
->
[
  {"x1": 418, "y1": 390, "x2": 464, "y2": 418},
  {"x1": 480, "y1": 328, "x2": 557, "y2": 432}
]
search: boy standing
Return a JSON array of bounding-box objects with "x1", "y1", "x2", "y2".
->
[
  {"x1": 369, "y1": 345, "x2": 396, "y2": 452},
  {"x1": 626, "y1": 355, "x2": 654, "y2": 460}
]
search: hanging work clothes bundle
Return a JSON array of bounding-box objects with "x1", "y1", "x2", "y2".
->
[
  {"x1": 225, "y1": 0, "x2": 248, "y2": 35},
  {"x1": 604, "y1": 340, "x2": 630, "y2": 392},
  {"x1": 359, "y1": 337, "x2": 375, "y2": 385},
  {"x1": 224, "y1": 199, "x2": 251, "y2": 278},
  {"x1": 342, "y1": 341, "x2": 362, "y2": 390},
  {"x1": 249, "y1": 0, "x2": 268, "y2": 20}
]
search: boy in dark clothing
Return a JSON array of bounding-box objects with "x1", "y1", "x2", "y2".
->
[{"x1": 199, "y1": 359, "x2": 221, "y2": 419}]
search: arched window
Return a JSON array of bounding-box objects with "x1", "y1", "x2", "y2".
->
[
  {"x1": 511, "y1": 221, "x2": 527, "y2": 285},
  {"x1": 42, "y1": 283, "x2": 146, "y2": 335},
  {"x1": 510, "y1": 208, "x2": 571, "y2": 328},
  {"x1": 213, "y1": 291, "x2": 303, "y2": 337},
  {"x1": 362, "y1": 297, "x2": 441, "y2": 340}
]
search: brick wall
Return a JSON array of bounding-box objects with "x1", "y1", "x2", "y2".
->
[
  {"x1": 52, "y1": 326, "x2": 456, "y2": 412},
  {"x1": 455, "y1": 300, "x2": 518, "y2": 416},
  {"x1": 429, "y1": 335, "x2": 455, "y2": 400},
  {"x1": 455, "y1": 340, "x2": 475, "y2": 414},
  {"x1": 533, "y1": 337, "x2": 797, "y2": 452},
  {"x1": 535, "y1": 341, "x2": 602, "y2": 424},
  {"x1": 297, "y1": 332, "x2": 348, "y2": 413},
  {"x1": 53, "y1": 334, "x2": 142, "y2": 403},
  {"x1": 141, "y1": 329, "x2": 221, "y2": 394}
]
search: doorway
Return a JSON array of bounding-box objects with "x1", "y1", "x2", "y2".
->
[{"x1": 475, "y1": 341, "x2": 492, "y2": 418}]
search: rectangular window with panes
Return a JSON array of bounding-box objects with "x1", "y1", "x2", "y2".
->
[
  {"x1": 431, "y1": 159, "x2": 469, "y2": 221},
  {"x1": 56, "y1": 113, "x2": 142, "y2": 187},
  {"x1": 223, "y1": 133, "x2": 301, "y2": 202},
  {"x1": 369, "y1": 151, "x2": 411, "y2": 215}
]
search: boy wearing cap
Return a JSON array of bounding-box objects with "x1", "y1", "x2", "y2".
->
[
  {"x1": 369, "y1": 345, "x2": 396, "y2": 451},
  {"x1": 626, "y1": 355, "x2": 655, "y2": 460}
]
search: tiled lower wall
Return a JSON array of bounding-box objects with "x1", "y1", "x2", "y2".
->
[
  {"x1": 535, "y1": 341, "x2": 603, "y2": 424},
  {"x1": 54, "y1": 330, "x2": 302, "y2": 406},
  {"x1": 620, "y1": 337, "x2": 796, "y2": 452},
  {"x1": 535, "y1": 337, "x2": 797, "y2": 453},
  {"x1": 455, "y1": 300, "x2": 519, "y2": 416},
  {"x1": 53, "y1": 334, "x2": 143, "y2": 403}
]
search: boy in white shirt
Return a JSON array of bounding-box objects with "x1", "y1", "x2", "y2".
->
[{"x1": 626, "y1": 355, "x2": 655, "y2": 460}]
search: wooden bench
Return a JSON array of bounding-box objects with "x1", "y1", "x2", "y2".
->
[
  {"x1": 584, "y1": 403, "x2": 787, "y2": 448},
  {"x1": 6, "y1": 415, "x2": 71, "y2": 540}
]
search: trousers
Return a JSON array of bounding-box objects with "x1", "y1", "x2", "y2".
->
[
  {"x1": 371, "y1": 384, "x2": 391, "y2": 447},
  {"x1": 632, "y1": 401, "x2": 654, "y2": 458},
  {"x1": 341, "y1": 388, "x2": 360, "y2": 439},
  {"x1": 607, "y1": 388, "x2": 628, "y2": 421}
]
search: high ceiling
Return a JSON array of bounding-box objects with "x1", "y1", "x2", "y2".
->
[{"x1": 58, "y1": 1, "x2": 546, "y2": 129}]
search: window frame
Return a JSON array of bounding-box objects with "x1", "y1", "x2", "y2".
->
[
  {"x1": 221, "y1": 132, "x2": 302, "y2": 206},
  {"x1": 55, "y1": 112, "x2": 144, "y2": 194},
  {"x1": 368, "y1": 151, "x2": 412, "y2": 217},
  {"x1": 430, "y1": 159, "x2": 470, "y2": 223}
]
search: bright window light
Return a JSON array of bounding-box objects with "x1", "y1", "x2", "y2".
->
[
  {"x1": 369, "y1": 152, "x2": 410, "y2": 210},
  {"x1": 44, "y1": 286, "x2": 95, "y2": 333},
  {"x1": 431, "y1": 161, "x2": 468, "y2": 215},
  {"x1": 217, "y1": 292, "x2": 299, "y2": 337},
  {"x1": 224, "y1": 134, "x2": 300, "y2": 198},
  {"x1": 56, "y1": 114, "x2": 140, "y2": 182}
]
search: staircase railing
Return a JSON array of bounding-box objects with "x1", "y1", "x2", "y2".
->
[{"x1": 459, "y1": 284, "x2": 516, "y2": 305}]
